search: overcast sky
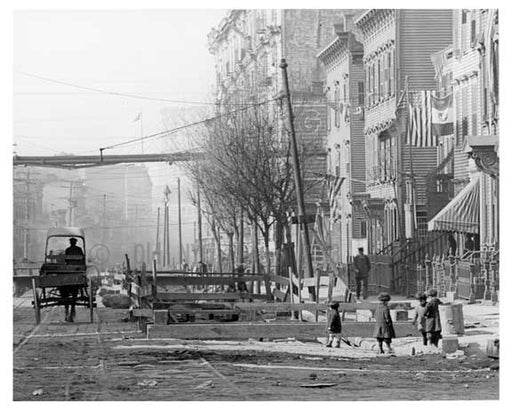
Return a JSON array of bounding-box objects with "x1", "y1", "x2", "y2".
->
[{"x1": 13, "y1": 9, "x2": 227, "y2": 156}]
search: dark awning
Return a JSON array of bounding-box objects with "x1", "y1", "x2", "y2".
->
[{"x1": 428, "y1": 175, "x2": 480, "y2": 234}]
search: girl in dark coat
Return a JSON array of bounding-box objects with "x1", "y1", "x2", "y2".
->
[
  {"x1": 373, "y1": 293, "x2": 396, "y2": 354},
  {"x1": 425, "y1": 288, "x2": 442, "y2": 348}
]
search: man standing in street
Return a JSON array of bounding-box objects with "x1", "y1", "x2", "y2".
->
[{"x1": 353, "y1": 247, "x2": 370, "y2": 300}]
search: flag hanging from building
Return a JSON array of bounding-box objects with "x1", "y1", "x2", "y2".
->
[
  {"x1": 325, "y1": 174, "x2": 345, "y2": 223},
  {"x1": 407, "y1": 90, "x2": 435, "y2": 147},
  {"x1": 431, "y1": 93, "x2": 454, "y2": 136}
]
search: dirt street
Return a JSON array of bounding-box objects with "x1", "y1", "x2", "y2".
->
[{"x1": 13, "y1": 296, "x2": 499, "y2": 401}]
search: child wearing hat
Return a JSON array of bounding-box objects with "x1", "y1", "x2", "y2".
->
[
  {"x1": 326, "y1": 301, "x2": 342, "y2": 348},
  {"x1": 424, "y1": 288, "x2": 442, "y2": 349},
  {"x1": 373, "y1": 292, "x2": 395, "y2": 354},
  {"x1": 412, "y1": 292, "x2": 428, "y2": 346}
]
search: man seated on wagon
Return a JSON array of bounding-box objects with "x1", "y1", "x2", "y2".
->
[{"x1": 65, "y1": 238, "x2": 84, "y2": 264}]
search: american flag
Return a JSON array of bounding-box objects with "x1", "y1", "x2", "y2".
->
[
  {"x1": 325, "y1": 174, "x2": 345, "y2": 223},
  {"x1": 407, "y1": 90, "x2": 438, "y2": 147}
]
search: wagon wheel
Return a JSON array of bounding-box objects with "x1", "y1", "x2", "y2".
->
[
  {"x1": 88, "y1": 277, "x2": 94, "y2": 323},
  {"x1": 31, "y1": 278, "x2": 41, "y2": 325}
]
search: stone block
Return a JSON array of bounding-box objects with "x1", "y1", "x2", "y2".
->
[
  {"x1": 486, "y1": 338, "x2": 499, "y2": 359},
  {"x1": 441, "y1": 336, "x2": 459, "y2": 354}
]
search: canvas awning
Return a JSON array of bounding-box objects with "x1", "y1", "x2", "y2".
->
[{"x1": 428, "y1": 175, "x2": 480, "y2": 233}]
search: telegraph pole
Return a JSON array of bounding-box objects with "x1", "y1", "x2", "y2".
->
[
  {"x1": 163, "y1": 185, "x2": 171, "y2": 267},
  {"x1": 102, "y1": 194, "x2": 107, "y2": 243},
  {"x1": 23, "y1": 169, "x2": 31, "y2": 259},
  {"x1": 155, "y1": 206, "x2": 161, "y2": 267},
  {"x1": 279, "y1": 59, "x2": 315, "y2": 285},
  {"x1": 177, "y1": 178, "x2": 183, "y2": 268},
  {"x1": 67, "y1": 180, "x2": 74, "y2": 226},
  {"x1": 196, "y1": 184, "x2": 203, "y2": 262}
]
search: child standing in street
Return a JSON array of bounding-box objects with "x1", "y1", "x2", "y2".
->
[
  {"x1": 326, "y1": 302, "x2": 342, "y2": 348},
  {"x1": 425, "y1": 288, "x2": 442, "y2": 350},
  {"x1": 412, "y1": 292, "x2": 428, "y2": 346},
  {"x1": 373, "y1": 292, "x2": 395, "y2": 354}
]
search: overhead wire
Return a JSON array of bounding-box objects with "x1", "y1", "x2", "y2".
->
[{"x1": 16, "y1": 70, "x2": 263, "y2": 106}]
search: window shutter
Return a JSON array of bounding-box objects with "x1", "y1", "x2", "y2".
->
[
  {"x1": 470, "y1": 19, "x2": 476, "y2": 47},
  {"x1": 383, "y1": 52, "x2": 389, "y2": 98},
  {"x1": 369, "y1": 64, "x2": 374, "y2": 105},
  {"x1": 365, "y1": 67, "x2": 370, "y2": 106},
  {"x1": 389, "y1": 49, "x2": 395, "y2": 96},
  {"x1": 358, "y1": 81, "x2": 365, "y2": 106}
]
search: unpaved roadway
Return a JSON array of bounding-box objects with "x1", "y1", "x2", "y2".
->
[{"x1": 13, "y1": 296, "x2": 499, "y2": 401}]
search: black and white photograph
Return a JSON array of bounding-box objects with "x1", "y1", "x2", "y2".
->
[{"x1": 8, "y1": 1, "x2": 503, "y2": 403}]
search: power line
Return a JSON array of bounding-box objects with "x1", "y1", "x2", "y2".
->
[
  {"x1": 16, "y1": 70, "x2": 262, "y2": 107},
  {"x1": 99, "y1": 98, "x2": 277, "y2": 151}
]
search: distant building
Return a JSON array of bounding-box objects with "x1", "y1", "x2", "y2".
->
[
  {"x1": 84, "y1": 164, "x2": 153, "y2": 266},
  {"x1": 208, "y1": 9, "x2": 349, "y2": 214},
  {"x1": 317, "y1": 12, "x2": 367, "y2": 265}
]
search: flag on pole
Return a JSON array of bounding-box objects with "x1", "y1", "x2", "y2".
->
[
  {"x1": 431, "y1": 93, "x2": 454, "y2": 136},
  {"x1": 132, "y1": 112, "x2": 142, "y2": 122}
]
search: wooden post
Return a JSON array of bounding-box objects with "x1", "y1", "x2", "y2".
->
[
  {"x1": 177, "y1": 177, "x2": 183, "y2": 269},
  {"x1": 152, "y1": 259, "x2": 157, "y2": 297},
  {"x1": 141, "y1": 262, "x2": 147, "y2": 286},
  {"x1": 315, "y1": 267, "x2": 320, "y2": 322},
  {"x1": 288, "y1": 267, "x2": 295, "y2": 320},
  {"x1": 125, "y1": 254, "x2": 131, "y2": 275},
  {"x1": 327, "y1": 271, "x2": 334, "y2": 302},
  {"x1": 280, "y1": 59, "x2": 315, "y2": 287},
  {"x1": 155, "y1": 207, "x2": 160, "y2": 267},
  {"x1": 196, "y1": 184, "x2": 203, "y2": 263}
]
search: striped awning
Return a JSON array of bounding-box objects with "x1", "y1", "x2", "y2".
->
[{"x1": 428, "y1": 175, "x2": 480, "y2": 233}]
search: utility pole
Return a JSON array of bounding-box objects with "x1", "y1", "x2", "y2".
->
[
  {"x1": 23, "y1": 169, "x2": 31, "y2": 259},
  {"x1": 67, "y1": 180, "x2": 74, "y2": 226},
  {"x1": 196, "y1": 184, "x2": 203, "y2": 262},
  {"x1": 102, "y1": 194, "x2": 107, "y2": 243},
  {"x1": 177, "y1": 178, "x2": 183, "y2": 268},
  {"x1": 279, "y1": 59, "x2": 315, "y2": 286},
  {"x1": 155, "y1": 206, "x2": 161, "y2": 266},
  {"x1": 163, "y1": 185, "x2": 171, "y2": 267},
  {"x1": 238, "y1": 206, "x2": 244, "y2": 266}
]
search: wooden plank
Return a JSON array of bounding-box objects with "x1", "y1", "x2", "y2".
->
[
  {"x1": 268, "y1": 274, "x2": 290, "y2": 287},
  {"x1": 166, "y1": 309, "x2": 239, "y2": 315},
  {"x1": 272, "y1": 288, "x2": 287, "y2": 302},
  {"x1": 231, "y1": 302, "x2": 411, "y2": 312},
  {"x1": 131, "y1": 308, "x2": 153, "y2": 318},
  {"x1": 157, "y1": 292, "x2": 242, "y2": 301},
  {"x1": 290, "y1": 273, "x2": 300, "y2": 288},
  {"x1": 146, "y1": 322, "x2": 417, "y2": 340},
  {"x1": 327, "y1": 272, "x2": 334, "y2": 302},
  {"x1": 139, "y1": 284, "x2": 153, "y2": 298},
  {"x1": 155, "y1": 275, "x2": 265, "y2": 287},
  {"x1": 129, "y1": 282, "x2": 141, "y2": 296},
  {"x1": 302, "y1": 276, "x2": 330, "y2": 287}
]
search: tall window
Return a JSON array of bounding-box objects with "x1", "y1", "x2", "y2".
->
[
  {"x1": 461, "y1": 10, "x2": 468, "y2": 52},
  {"x1": 376, "y1": 59, "x2": 381, "y2": 102},
  {"x1": 389, "y1": 48, "x2": 395, "y2": 96},
  {"x1": 326, "y1": 90, "x2": 331, "y2": 132},
  {"x1": 358, "y1": 81, "x2": 365, "y2": 106},
  {"x1": 383, "y1": 52, "x2": 389, "y2": 98},
  {"x1": 334, "y1": 83, "x2": 341, "y2": 128}
]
